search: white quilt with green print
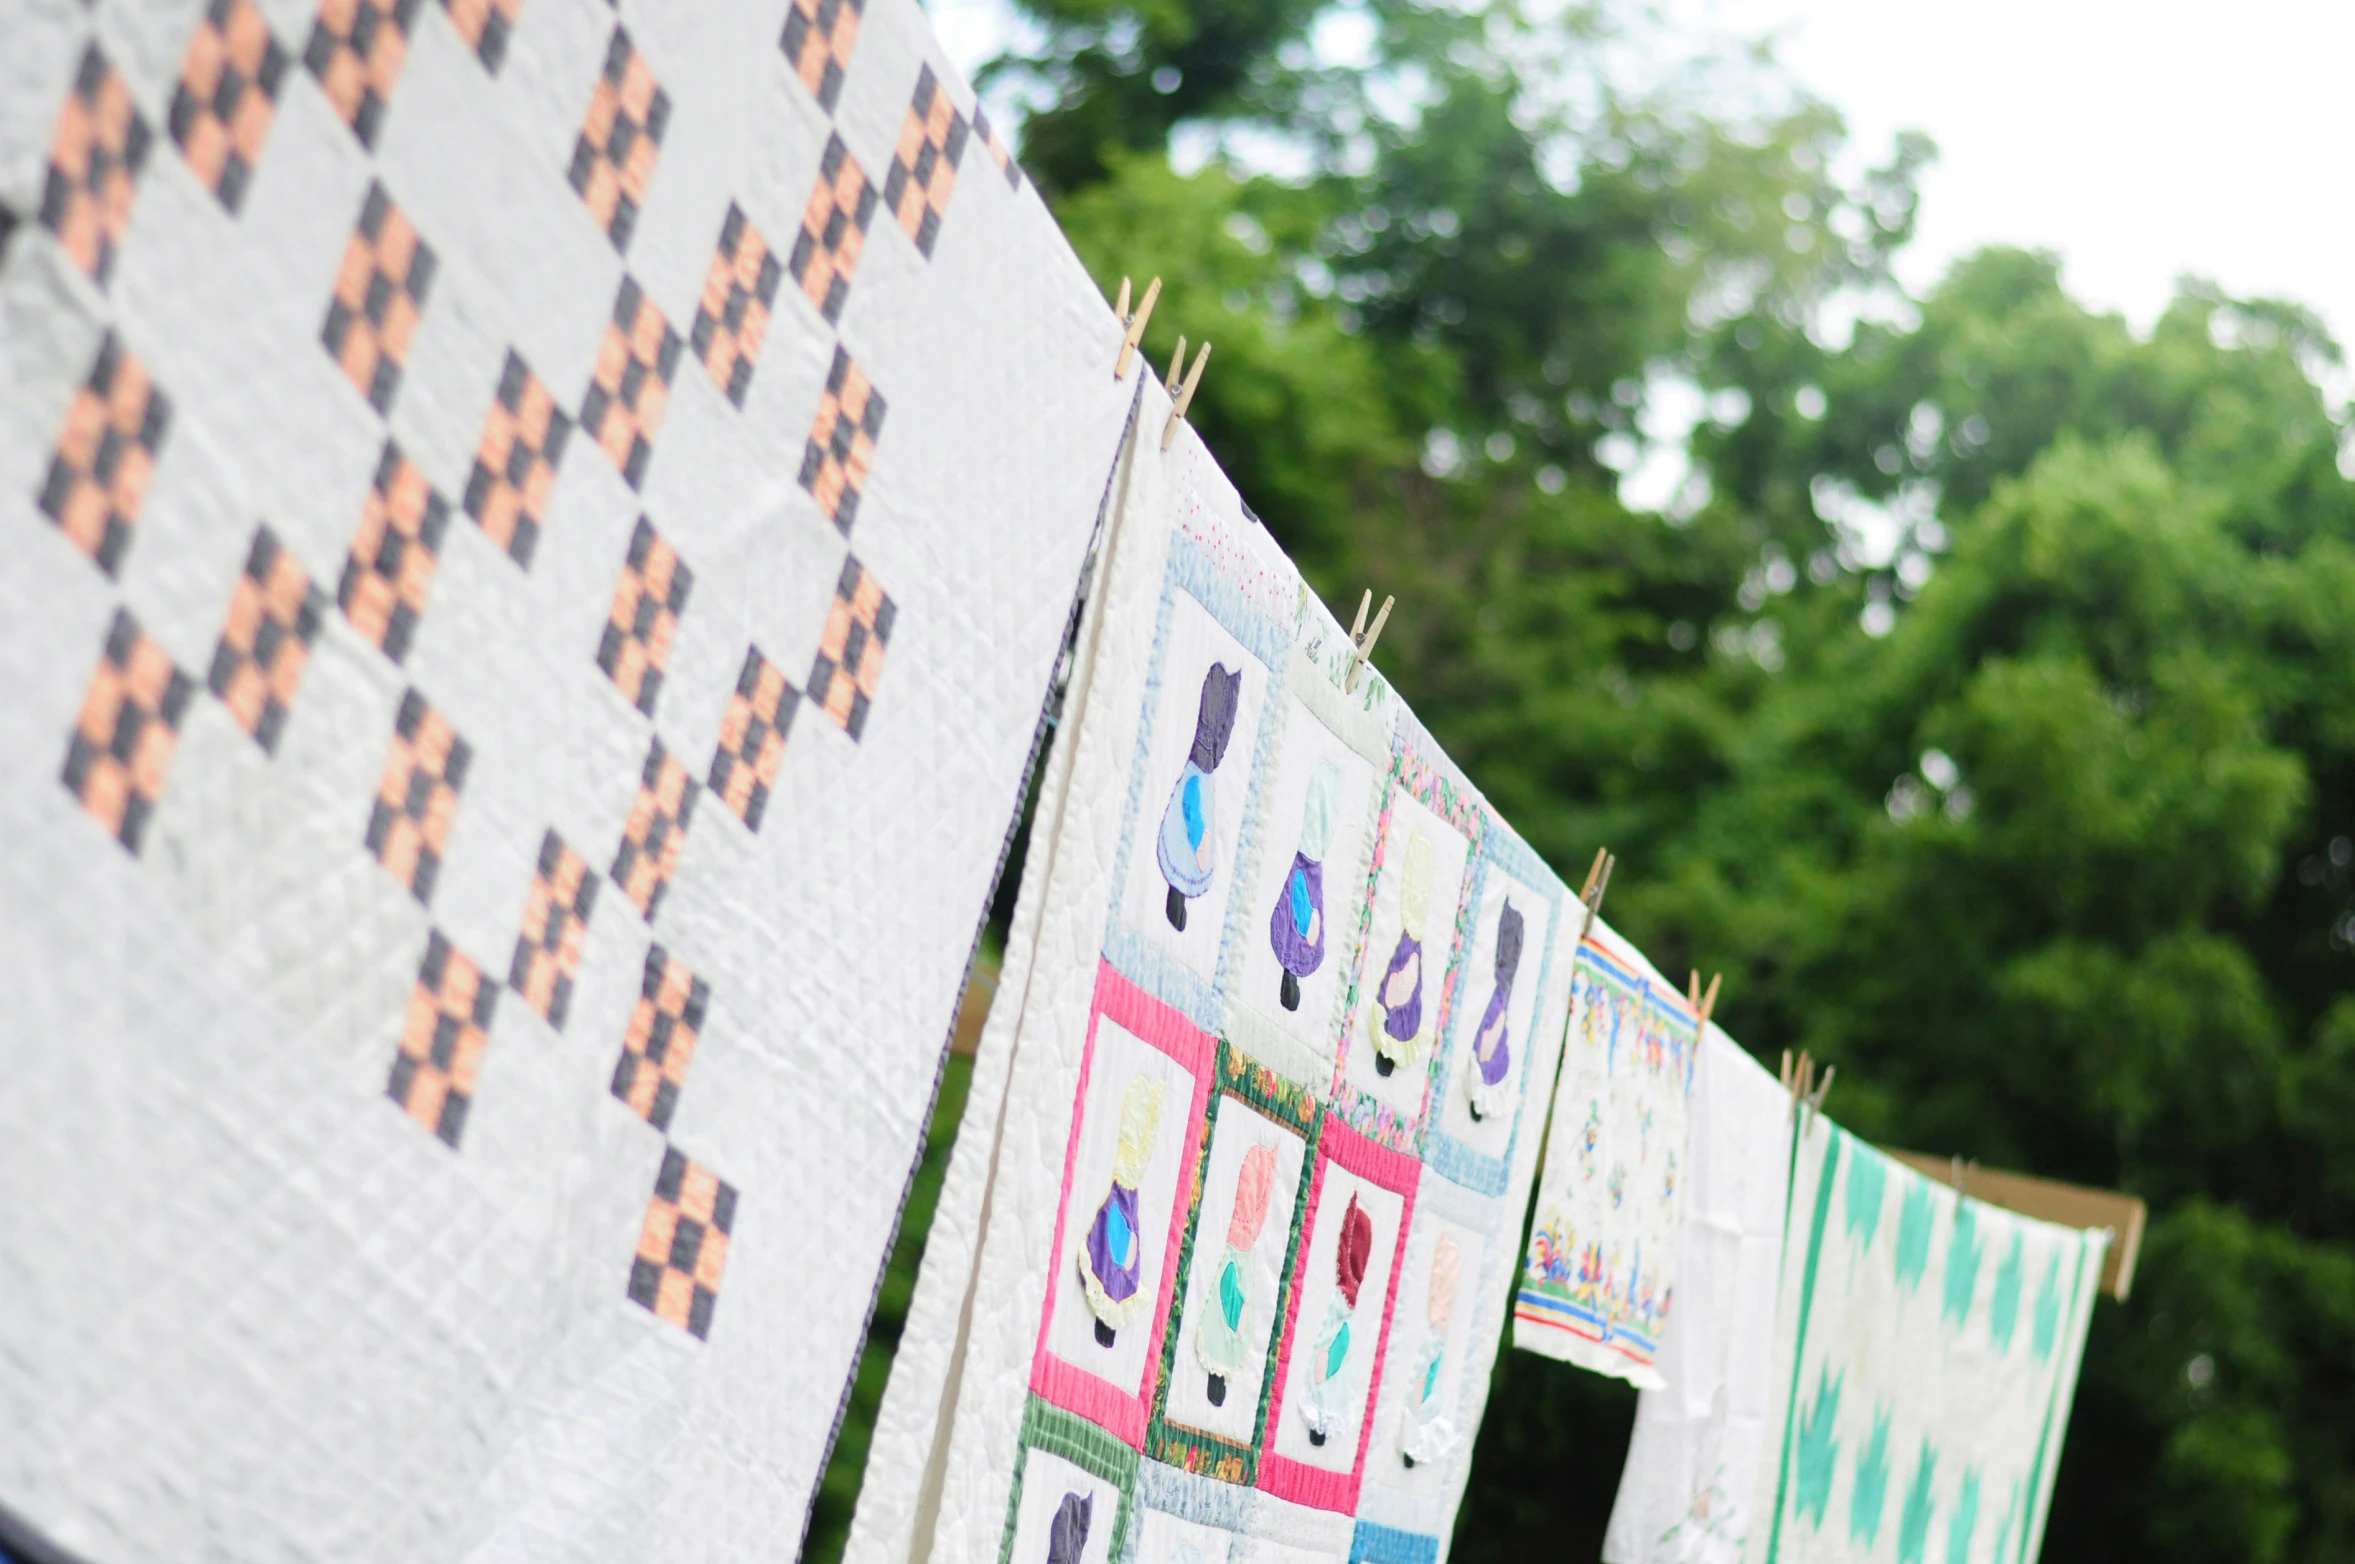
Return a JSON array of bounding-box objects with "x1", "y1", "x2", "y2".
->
[{"x1": 1743, "y1": 1123, "x2": 2106, "y2": 1564}]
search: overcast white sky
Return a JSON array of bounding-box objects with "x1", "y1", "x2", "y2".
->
[
  {"x1": 1705, "y1": 0, "x2": 2355, "y2": 345},
  {"x1": 930, "y1": 0, "x2": 2355, "y2": 354}
]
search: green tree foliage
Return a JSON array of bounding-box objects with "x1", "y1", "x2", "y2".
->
[{"x1": 810, "y1": 1, "x2": 2355, "y2": 1557}]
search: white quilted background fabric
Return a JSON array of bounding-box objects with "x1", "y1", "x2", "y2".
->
[{"x1": 0, "y1": 0, "x2": 1132, "y2": 1552}]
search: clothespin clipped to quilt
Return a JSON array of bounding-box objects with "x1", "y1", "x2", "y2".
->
[
  {"x1": 1161, "y1": 337, "x2": 1212, "y2": 450},
  {"x1": 1782, "y1": 1047, "x2": 1836, "y2": 1134},
  {"x1": 1113, "y1": 276, "x2": 1160, "y2": 380},
  {"x1": 1345, "y1": 589, "x2": 1394, "y2": 693},
  {"x1": 1576, "y1": 846, "x2": 1615, "y2": 941},
  {"x1": 1688, "y1": 970, "x2": 1721, "y2": 1039}
]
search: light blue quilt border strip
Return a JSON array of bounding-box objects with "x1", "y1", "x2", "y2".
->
[
  {"x1": 1420, "y1": 815, "x2": 1566, "y2": 1195},
  {"x1": 1350, "y1": 1518, "x2": 1441, "y2": 1564},
  {"x1": 1103, "y1": 529, "x2": 1295, "y2": 1036},
  {"x1": 1131, "y1": 1456, "x2": 1260, "y2": 1537}
]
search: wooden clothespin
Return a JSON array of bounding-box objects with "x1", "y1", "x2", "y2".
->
[
  {"x1": 1789, "y1": 1049, "x2": 1813, "y2": 1125},
  {"x1": 1687, "y1": 970, "x2": 1721, "y2": 1037},
  {"x1": 1161, "y1": 339, "x2": 1211, "y2": 450},
  {"x1": 1780, "y1": 1049, "x2": 1793, "y2": 1092},
  {"x1": 1345, "y1": 588, "x2": 1393, "y2": 693},
  {"x1": 1808, "y1": 1064, "x2": 1835, "y2": 1115},
  {"x1": 1576, "y1": 847, "x2": 1615, "y2": 941},
  {"x1": 1113, "y1": 276, "x2": 1160, "y2": 380}
]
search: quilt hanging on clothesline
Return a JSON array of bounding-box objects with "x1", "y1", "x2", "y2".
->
[
  {"x1": 1513, "y1": 918, "x2": 1703, "y2": 1389},
  {"x1": 1741, "y1": 1122, "x2": 2106, "y2": 1564},
  {"x1": 1601, "y1": 1025, "x2": 1792, "y2": 1564},
  {"x1": 849, "y1": 387, "x2": 1579, "y2": 1564},
  {"x1": 0, "y1": 0, "x2": 1133, "y2": 1552}
]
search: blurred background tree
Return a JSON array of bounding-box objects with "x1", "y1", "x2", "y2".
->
[{"x1": 807, "y1": 0, "x2": 2355, "y2": 1558}]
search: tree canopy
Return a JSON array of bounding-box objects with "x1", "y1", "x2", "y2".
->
[{"x1": 811, "y1": 1, "x2": 2355, "y2": 1557}]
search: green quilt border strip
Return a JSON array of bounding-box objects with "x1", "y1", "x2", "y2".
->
[
  {"x1": 1146, "y1": 1040, "x2": 1327, "y2": 1482},
  {"x1": 999, "y1": 1395, "x2": 1142, "y2": 1564},
  {"x1": 1762, "y1": 1120, "x2": 1843, "y2": 1564},
  {"x1": 2015, "y1": 1225, "x2": 2096, "y2": 1564}
]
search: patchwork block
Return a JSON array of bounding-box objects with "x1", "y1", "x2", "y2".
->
[
  {"x1": 365, "y1": 687, "x2": 471, "y2": 904},
  {"x1": 787, "y1": 133, "x2": 875, "y2": 325},
  {"x1": 62, "y1": 608, "x2": 193, "y2": 856},
  {"x1": 438, "y1": 0, "x2": 520, "y2": 72},
  {"x1": 973, "y1": 102, "x2": 1022, "y2": 191},
  {"x1": 39, "y1": 44, "x2": 151, "y2": 286},
  {"x1": 778, "y1": 0, "x2": 861, "y2": 113},
  {"x1": 463, "y1": 349, "x2": 572, "y2": 568},
  {"x1": 207, "y1": 525, "x2": 326, "y2": 753},
  {"x1": 882, "y1": 65, "x2": 967, "y2": 259},
  {"x1": 322, "y1": 181, "x2": 437, "y2": 415},
  {"x1": 611, "y1": 737, "x2": 699, "y2": 922},
  {"x1": 304, "y1": 0, "x2": 421, "y2": 149},
  {"x1": 170, "y1": 0, "x2": 289, "y2": 214},
  {"x1": 707, "y1": 646, "x2": 795, "y2": 832},
  {"x1": 509, "y1": 829, "x2": 597, "y2": 1029},
  {"x1": 628, "y1": 1146, "x2": 737, "y2": 1340},
  {"x1": 691, "y1": 204, "x2": 782, "y2": 408},
  {"x1": 808, "y1": 554, "x2": 894, "y2": 740},
  {"x1": 595, "y1": 517, "x2": 692, "y2": 717},
  {"x1": 581, "y1": 277, "x2": 679, "y2": 491},
  {"x1": 610, "y1": 943, "x2": 708, "y2": 1132},
  {"x1": 337, "y1": 440, "x2": 449, "y2": 664},
  {"x1": 797, "y1": 345, "x2": 885, "y2": 533},
  {"x1": 386, "y1": 930, "x2": 499, "y2": 1147},
  {"x1": 37, "y1": 331, "x2": 172, "y2": 578},
  {"x1": 567, "y1": 26, "x2": 669, "y2": 253}
]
